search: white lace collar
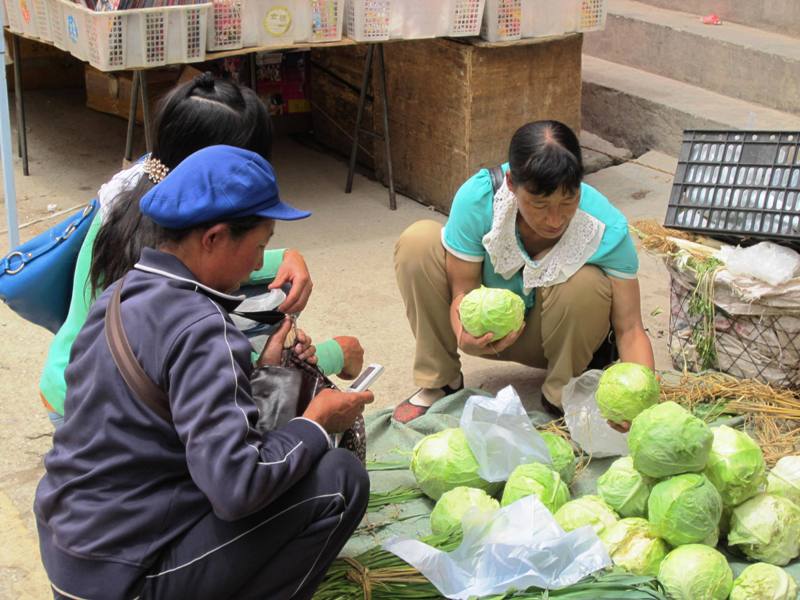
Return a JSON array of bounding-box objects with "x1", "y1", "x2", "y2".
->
[{"x1": 482, "y1": 179, "x2": 605, "y2": 293}]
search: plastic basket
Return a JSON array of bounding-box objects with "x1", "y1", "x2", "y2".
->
[
  {"x1": 208, "y1": 0, "x2": 242, "y2": 50},
  {"x1": 4, "y1": 0, "x2": 40, "y2": 38},
  {"x1": 210, "y1": 0, "x2": 343, "y2": 51},
  {"x1": 345, "y1": 0, "x2": 390, "y2": 42},
  {"x1": 482, "y1": 0, "x2": 601, "y2": 42},
  {"x1": 49, "y1": 0, "x2": 208, "y2": 70},
  {"x1": 31, "y1": 0, "x2": 52, "y2": 41},
  {"x1": 346, "y1": 0, "x2": 482, "y2": 41},
  {"x1": 46, "y1": 0, "x2": 66, "y2": 48},
  {"x1": 578, "y1": 0, "x2": 606, "y2": 32},
  {"x1": 665, "y1": 130, "x2": 800, "y2": 244}
]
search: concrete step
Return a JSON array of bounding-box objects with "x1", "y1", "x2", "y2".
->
[
  {"x1": 636, "y1": 0, "x2": 800, "y2": 38},
  {"x1": 583, "y1": 0, "x2": 800, "y2": 114},
  {"x1": 582, "y1": 55, "x2": 800, "y2": 157}
]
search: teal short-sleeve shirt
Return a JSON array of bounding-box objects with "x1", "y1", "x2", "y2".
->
[{"x1": 442, "y1": 164, "x2": 639, "y2": 310}]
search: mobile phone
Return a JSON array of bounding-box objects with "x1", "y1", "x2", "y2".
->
[{"x1": 346, "y1": 364, "x2": 384, "y2": 393}]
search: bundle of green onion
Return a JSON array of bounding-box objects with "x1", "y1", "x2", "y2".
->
[{"x1": 314, "y1": 534, "x2": 669, "y2": 600}]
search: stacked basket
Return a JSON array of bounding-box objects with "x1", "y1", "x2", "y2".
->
[
  {"x1": 345, "y1": 0, "x2": 485, "y2": 41},
  {"x1": 207, "y1": 0, "x2": 345, "y2": 51},
  {"x1": 481, "y1": 0, "x2": 606, "y2": 42}
]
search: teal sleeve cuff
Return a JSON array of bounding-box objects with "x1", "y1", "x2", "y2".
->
[
  {"x1": 316, "y1": 338, "x2": 344, "y2": 377},
  {"x1": 248, "y1": 248, "x2": 286, "y2": 284}
]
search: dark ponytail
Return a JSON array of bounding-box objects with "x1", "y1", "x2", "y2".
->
[{"x1": 89, "y1": 73, "x2": 273, "y2": 295}]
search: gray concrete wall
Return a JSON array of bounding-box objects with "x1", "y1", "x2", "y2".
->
[
  {"x1": 583, "y1": 1, "x2": 800, "y2": 114},
  {"x1": 637, "y1": 0, "x2": 800, "y2": 37}
]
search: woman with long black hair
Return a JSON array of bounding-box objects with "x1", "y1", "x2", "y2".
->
[{"x1": 39, "y1": 73, "x2": 363, "y2": 428}]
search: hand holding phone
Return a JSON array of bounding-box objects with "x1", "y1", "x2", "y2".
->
[{"x1": 346, "y1": 364, "x2": 384, "y2": 392}]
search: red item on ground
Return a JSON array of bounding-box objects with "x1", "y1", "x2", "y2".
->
[{"x1": 701, "y1": 13, "x2": 722, "y2": 25}]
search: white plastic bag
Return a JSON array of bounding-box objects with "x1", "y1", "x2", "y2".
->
[
  {"x1": 460, "y1": 386, "x2": 552, "y2": 482},
  {"x1": 562, "y1": 370, "x2": 628, "y2": 458},
  {"x1": 383, "y1": 495, "x2": 612, "y2": 599},
  {"x1": 717, "y1": 242, "x2": 800, "y2": 287}
]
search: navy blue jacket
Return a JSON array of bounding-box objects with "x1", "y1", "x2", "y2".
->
[{"x1": 35, "y1": 249, "x2": 330, "y2": 599}]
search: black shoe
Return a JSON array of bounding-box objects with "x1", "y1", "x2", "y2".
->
[
  {"x1": 587, "y1": 329, "x2": 619, "y2": 371},
  {"x1": 540, "y1": 393, "x2": 565, "y2": 418}
]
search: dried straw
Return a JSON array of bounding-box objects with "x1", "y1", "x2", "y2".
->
[
  {"x1": 540, "y1": 420, "x2": 591, "y2": 479},
  {"x1": 660, "y1": 372, "x2": 800, "y2": 465}
]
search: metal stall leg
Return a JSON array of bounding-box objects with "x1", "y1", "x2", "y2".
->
[
  {"x1": 124, "y1": 70, "x2": 141, "y2": 163},
  {"x1": 345, "y1": 45, "x2": 375, "y2": 195},
  {"x1": 139, "y1": 72, "x2": 152, "y2": 154},
  {"x1": 376, "y1": 45, "x2": 396, "y2": 210},
  {"x1": 11, "y1": 35, "x2": 28, "y2": 176}
]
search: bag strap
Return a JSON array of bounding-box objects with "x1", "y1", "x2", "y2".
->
[
  {"x1": 1, "y1": 200, "x2": 97, "y2": 275},
  {"x1": 488, "y1": 165, "x2": 505, "y2": 196},
  {"x1": 104, "y1": 278, "x2": 172, "y2": 424}
]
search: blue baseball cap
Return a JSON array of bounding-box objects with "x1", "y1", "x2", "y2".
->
[{"x1": 139, "y1": 145, "x2": 310, "y2": 229}]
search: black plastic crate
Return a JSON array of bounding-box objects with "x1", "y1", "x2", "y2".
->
[{"x1": 664, "y1": 130, "x2": 800, "y2": 244}]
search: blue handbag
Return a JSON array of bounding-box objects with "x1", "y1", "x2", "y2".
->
[{"x1": 0, "y1": 199, "x2": 98, "y2": 333}]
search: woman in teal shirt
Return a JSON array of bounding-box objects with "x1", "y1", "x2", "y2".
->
[
  {"x1": 394, "y1": 121, "x2": 654, "y2": 423},
  {"x1": 40, "y1": 74, "x2": 362, "y2": 426}
]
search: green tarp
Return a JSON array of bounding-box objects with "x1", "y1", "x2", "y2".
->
[{"x1": 349, "y1": 388, "x2": 800, "y2": 586}]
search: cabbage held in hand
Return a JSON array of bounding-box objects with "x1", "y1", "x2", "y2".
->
[
  {"x1": 459, "y1": 286, "x2": 525, "y2": 340},
  {"x1": 648, "y1": 473, "x2": 722, "y2": 546},
  {"x1": 430, "y1": 486, "x2": 499, "y2": 536},
  {"x1": 597, "y1": 456, "x2": 653, "y2": 518},
  {"x1": 628, "y1": 401, "x2": 713, "y2": 478},
  {"x1": 599, "y1": 517, "x2": 669, "y2": 577},
  {"x1": 554, "y1": 495, "x2": 618, "y2": 535},
  {"x1": 729, "y1": 563, "x2": 798, "y2": 600},
  {"x1": 500, "y1": 462, "x2": 570, "y2": 513},
  {"x1": 728, "y1": 494, "x2": 800, "y2": 566},
  {"x1": 540, "y1": 431, "x2": 577, "y2": 484},
  {"x1": 596, "y1": 363, "x2": 660, "y2": 424},
  {"x1": 704, "y1": 425, "x2": 766, "y2": 507},
  {"x1": 657, "y1": 544, "x2": 733, "y2": 600},
  {"x1": 411, "y1": 428, "x2": 497, "y2": 500},
  {"x1": 767, "y1": 455, "x2": 800, "y2": 506}
]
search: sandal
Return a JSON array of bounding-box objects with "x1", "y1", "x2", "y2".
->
[{"x1": 393, "y1": 375, "x2": 464, "y2": 424}]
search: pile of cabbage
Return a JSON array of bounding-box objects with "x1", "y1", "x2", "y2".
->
[{"x1": 408, "y1": 364, "x2": 800, "y2": 599}]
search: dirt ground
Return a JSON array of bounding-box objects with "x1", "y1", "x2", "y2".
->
[{"x1": 0, "y1": 89, "x2": 675, "y2": 597}]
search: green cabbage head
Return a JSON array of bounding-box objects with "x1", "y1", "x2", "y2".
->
[
  {"x1": 554, "y1": 495, "x2": 618, "y2": 536},
  {"x1": 730, "y1": 562, "x2": 798, "y2": 600},
  {"x1": 429, "y1": 486, "x2": 499, "y2": 536},
  {"x1": 500, "y1": 462, "x2": 570, "y2": 513},
  {"x1": 599, "y1": 517, "x2": 669, "y2": 577},
  {"x1": 704, "y1": 425, "x2": 766, "y2": 507},
  {"x1": 411, "y1": 428, "x2": 498, "y2": 500},
  {"x1": 540, "y1": 431, "x2": 576, "y2": 484},
  {"x1": 657, "y1": 544, "x2": 733, "y2": 600},
  {"x1": 596, "y1": 456, "x2": 653, "y2": 518},
  {"x1": 595, "y1": 363, "x2": 660, "y2": 424},
  {"x1": 647, "y1": 473, "x2": 722, "y2": 546},
  {"x1": 459, "y1": 286, "x2": 525, "y2": 340},
  {"x1": 628, "y1": 401, "x2": 713, "y2": 478},
  {"x1": 728, "y1": 493, "x2": 800, "y2": 566},
  {"x1": 767, "y1": 455, "x2": 800, "y2": 506}
]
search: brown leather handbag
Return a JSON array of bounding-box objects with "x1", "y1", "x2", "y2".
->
[{"x1": 104, "y1": 278, "x2": 366, "y2": 463}]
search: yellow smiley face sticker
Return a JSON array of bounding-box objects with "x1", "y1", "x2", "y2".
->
[{"x1": 263, "y1": 7, "x2": 292, "y2": 36}]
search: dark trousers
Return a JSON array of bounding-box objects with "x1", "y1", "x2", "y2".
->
[{"x1": 135, "y1": 449, "x2": 368, "y2": 600}]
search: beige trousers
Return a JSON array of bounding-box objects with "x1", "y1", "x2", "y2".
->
[{"x1": 394, "y1": 220, "x2": 613, "y2": 405}]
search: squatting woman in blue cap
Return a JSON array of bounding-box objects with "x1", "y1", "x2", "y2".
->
[{"x1": 34, "y1": 145, "x2": 373, "y2": 600}]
